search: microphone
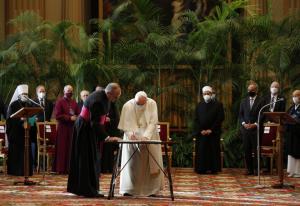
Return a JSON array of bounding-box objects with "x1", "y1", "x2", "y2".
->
[
  {"x1": 24, "y1": 96, "x2": 45, "y2": 109},
  {"x1": 256, "y1": 97, "x2": 284, "y2": 185}
]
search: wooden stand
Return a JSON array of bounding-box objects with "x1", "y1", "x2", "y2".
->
[
  {"x1": 264, "y1": 112, "x2": 298, "y2": 189},
  {"x1": 107, "y1": 140, "x2": 174, "y2": 201},
  {"x1": 10, "y1": 107, "x2": 43, "y2": 185}
]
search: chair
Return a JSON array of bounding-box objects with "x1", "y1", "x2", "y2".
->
[
  {"x1": 0, "y1": 121, "x2": 8, "y2": 174},
  {"x1": 36, "y1": 122, "x2": 57, "y2": 173},
  {"x1": 157, "y1": 122, "x2": 172, "y2": 167},
  {"x1": 260, "y1": 122, "x2": 279, "y2": 175}
]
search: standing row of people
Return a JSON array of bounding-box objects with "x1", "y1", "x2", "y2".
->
[
  {"x1": 3, "y1": 84, "x2": 117, "y2": 176},
  {"x1": 193, "y1": 80, "x2": 300, "y2": 178}
]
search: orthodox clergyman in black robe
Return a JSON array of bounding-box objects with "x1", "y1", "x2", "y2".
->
[
  {"x1": 6, "y1": 84, "x2": 33, "y2": 176},
  {"x1": 67, "y1": 83, "x2": 121, "y2": 198},
  {"x1": 193, "y1": 86, "x2": 224, "y2": 174}
]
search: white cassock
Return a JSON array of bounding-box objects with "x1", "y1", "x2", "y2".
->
[{"x1": 118, "y1": 98, "x2": 164, "y2": 196}]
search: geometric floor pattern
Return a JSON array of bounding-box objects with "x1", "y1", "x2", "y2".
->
[{"x1": 1, "y1": 168, "x2": 300, "y2": 205}]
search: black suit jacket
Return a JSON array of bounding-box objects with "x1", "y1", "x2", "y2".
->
[
  {"x1": 33, "y1": 98, "x2": 54, "y2": 122},
  {"x1": 239, "y1": 96, "x2": 263, "y2": 126},
  {"x1": 261, "y1": 94, "x2": 286, "y2": 113}
]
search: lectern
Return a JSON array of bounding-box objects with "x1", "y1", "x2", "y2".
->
[
  {"x1": 10, "y1": 107, "x2": 43, "y2": 185},
  {"x1": 263, "y1": 112, "x2": 298, "y2": 188}
]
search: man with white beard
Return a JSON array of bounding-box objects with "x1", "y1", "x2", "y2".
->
[{"x1": 118, "y1": 91, "x2": 164, "y2": 197}]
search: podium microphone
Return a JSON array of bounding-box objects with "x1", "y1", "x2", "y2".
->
[
  {"x1": 24, "y1": 96, "x2": 45, "y2": 109},
  {"x1": 24, "y1": 96, "x2": 48, "y2": 184},
  {"x1": 256, "y1": 98, "x2": 284, "y2": 187}
]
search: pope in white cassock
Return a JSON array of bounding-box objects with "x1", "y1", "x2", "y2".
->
[{"x1": 118, "y1": 91, "x2": 164, "y2": 196}]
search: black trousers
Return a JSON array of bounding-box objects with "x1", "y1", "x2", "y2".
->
[{"x1": 241, "y1": 128, "x2": 258, "y2": 173}]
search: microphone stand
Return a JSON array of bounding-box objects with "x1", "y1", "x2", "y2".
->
[
  {"x1": 256, "y1": 98, "x2": 284, "y2": 187},
  {"x1": 25, "y1": 97, "x2": 48, "y2": 185}
]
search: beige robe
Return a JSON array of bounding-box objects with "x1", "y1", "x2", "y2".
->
[{"x1": 118, "y1": 98, "x2": 164, "y2": 196}]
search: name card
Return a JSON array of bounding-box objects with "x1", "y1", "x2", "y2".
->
[
  {"x1": 46, "y1": 125, "x2": 51, "y2": 133},
  {"x1": 264, "y1": 127, "x2": 270, "y2": 134}
]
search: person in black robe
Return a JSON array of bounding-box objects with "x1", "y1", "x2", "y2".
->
[
  {"x1": 67, "y1": 83, "x2": 121, "y2": 198},
  {"x1": 286, "y1": 90, "x2": 300, "y2": 177},
  {"x1": 193, "y1": 86, "x2": 224, "y2": 174},
  {"x1": 6, "y1": 84, "x2": 33, "y2": 176},
  {"x1": 101, "y1": 102, "x2": 120, "y2": 173}
]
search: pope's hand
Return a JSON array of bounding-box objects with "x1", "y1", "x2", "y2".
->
[{"x1": 129, "y1": 134, "x2": 138, "y2": 140}]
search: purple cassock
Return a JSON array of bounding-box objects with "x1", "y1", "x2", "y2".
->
[{"x1": 53, "y1": 96, "x2": 80, "y2": 174}]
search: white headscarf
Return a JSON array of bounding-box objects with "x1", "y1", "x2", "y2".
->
[
  {"x1": 9, "y1": 84, "x2": 28, "y2": 105},
  {"x1": 202, "y1": 86, "x2": 213, "y2": 93}
]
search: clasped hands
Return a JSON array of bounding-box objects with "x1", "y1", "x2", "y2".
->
[
  {"x1": 243, "y1": 123, "x2": 257, "y2": 129},
  {"x1": 201, "y1": 129, "x2": 212, "y2": 136}
]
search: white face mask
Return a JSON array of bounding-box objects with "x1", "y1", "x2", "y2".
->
[
  {"x1": 270, "y1": 87, "x2": 278, "y2": 95},
  {"x1": 203, "y1": 95, "x2": 211, "y2": 103},
  {"x1": 293, "y1": 97, "x2": 299, "y2": 105},
  {"x1": 37, "y1": 92, "x2": 46, "y2": 99},
  {"x1": 19, "y1": 94, "x2": 28, "y2": 102}
]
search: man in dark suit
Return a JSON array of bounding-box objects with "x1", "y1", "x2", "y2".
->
[
  {"x1": 261, "y1": 81, "x2": 286, "y2": 113},
  {"x1": 239, "y1": 81, "x2": 263, "y2": 175},
  {"x1": 260, "y1": 81, "x2": 286, "y2": 173},
  {"x1": 29, "y1": 85, "x2": 54, "y2": 171}
]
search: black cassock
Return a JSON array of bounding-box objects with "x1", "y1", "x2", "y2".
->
[
  {"x1": 286, "y1": 105, "x2": 300, "y2": 159},
  {"x1": 101, "y1": 102, "x2": 120, "y2": 173},
  {"x1": 67, "y1": 90, "x2": 110, "y2": 197},
  {"x1": 193, "y1": 100, "x2": 224, "y2": 173},
  {"x1": 6, "y1": 100, "x2": 33, "y2": 176}
]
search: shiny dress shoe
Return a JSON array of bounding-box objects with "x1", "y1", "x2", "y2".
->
[{"x1": 123, "y1": 193, "x2": 133, "y2": 196}]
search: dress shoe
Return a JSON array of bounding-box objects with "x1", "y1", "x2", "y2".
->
[
  {"x1": 288, "y1": 173, "x2": 294, "y2": 177},
  {"x1": 244, "y1": 171, "x2": 254, "y2": 175},
  {"x1": 293, "y1": 174, "x2": 300, "y2": 178},
  {"x1": 148, "y1": 194, "x2": 157, "y2": 197},
  {"x1": 123, "y1": 193, "x2": 133, "y2": 196}
]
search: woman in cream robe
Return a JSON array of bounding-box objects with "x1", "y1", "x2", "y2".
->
[{"x1": 118, "y1": 92, "x2": 164, "y2": 196}]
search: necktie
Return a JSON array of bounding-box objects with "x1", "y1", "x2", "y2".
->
[
  {"x1": 250, "y1": 98, "x2": 254, "y2": 109},
  {"x1": 270, "y1": 96, "x2": 275, "y2": 112},
  {"x1": 40, "y1": 99, "x2": 44, "y2": 107}
]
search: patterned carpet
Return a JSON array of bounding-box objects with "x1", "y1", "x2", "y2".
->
[{"x1": 1, "y1": 168, "x2": 300, "y2": 205}]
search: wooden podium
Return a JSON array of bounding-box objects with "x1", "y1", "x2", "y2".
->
[
  {"x1": 10, "y1": 107, "x2": 43, "y2": 185},
  {"x1": 263, "y1": 112, "x2": 299, "y2": 188}
]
